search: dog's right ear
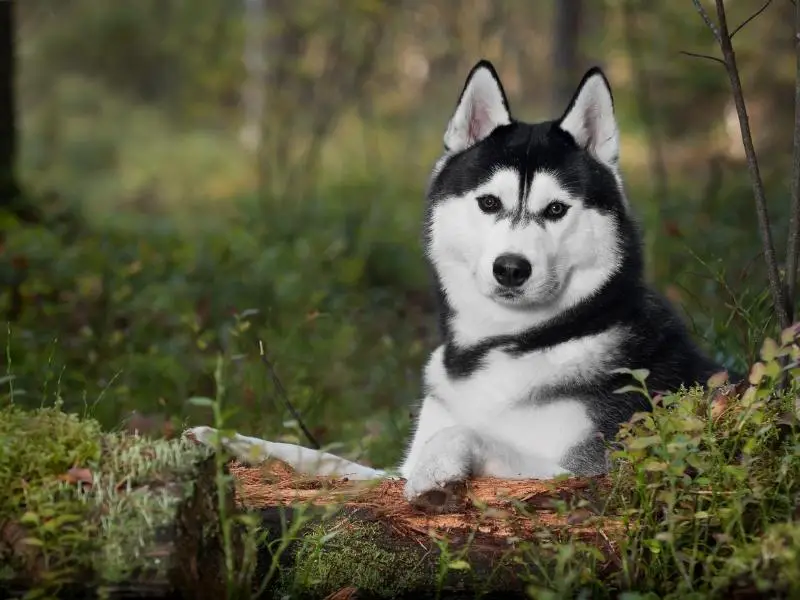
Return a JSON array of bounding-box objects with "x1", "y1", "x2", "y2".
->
[
  {"x1": 557, "y1": 67, "x2": 619, "y2": 167},
  {"x1": 443, "y1": 60, "x2": 511, "y2": 154}
]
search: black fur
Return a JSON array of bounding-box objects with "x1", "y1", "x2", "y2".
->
[{"x1": 423, "y1": 62, "x2": 726, "y2": 475}]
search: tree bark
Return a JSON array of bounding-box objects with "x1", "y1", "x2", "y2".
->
[
  {"x1": 0, "y1": 0, "x2": 17, "y2": 213},
  {"x1": 240, "y1": 0, "x2": 266, "y2": 155},
  {"x1": 785, "y1": 0, "x2": 800, "y2": 322},
  {"x1": 552, "y1": 0, "x2": 584, "y2": 112},
  {"x1": 231, "y1": 460, "x2": 620, "y2": 599}
]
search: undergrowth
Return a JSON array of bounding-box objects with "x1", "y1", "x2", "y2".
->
[
  {"x1": 3, "y1": 327, "x2": 800, "y2": 599},
  {"x1": 0, "y1": 182, "x2": 432, "y2": 470},
  {"x1": 511, "y1": 327, "x2": 800, "y2": 599}
]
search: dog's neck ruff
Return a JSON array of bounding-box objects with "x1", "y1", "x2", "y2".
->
[{"x1": 440, "y1": 244, "x2": 643, "y2": 379}]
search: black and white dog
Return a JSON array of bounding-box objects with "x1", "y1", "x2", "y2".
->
[{"x1": 187, "y1": 61, "x2": 724, "y2": 509}]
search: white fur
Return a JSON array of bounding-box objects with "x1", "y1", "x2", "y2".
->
[
  {"x1": 443, "y1": 65, "x2": 510, "y2": 153},
  {"x1": 559, "y1": 72, "x2": 619, "y2": 168},
  {"x1": 399, "y1": 328, "x2": 621, "y2": 500},
  {"x1": 429, "y1": 169, "x2": 621, "y2": 347}
]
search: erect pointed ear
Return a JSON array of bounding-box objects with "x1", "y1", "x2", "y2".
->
[
  {"x1": 443, "y1": 60, "x2": 511, "y2": 153},
  {"x1": 558, "y1": 67, "x2": 619, "y2": 166}
]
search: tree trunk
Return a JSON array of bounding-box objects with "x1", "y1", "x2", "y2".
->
[
  {"x1": 240, "y1": 0, "x2": 266, "y2": 155},
  {"x1": 551, "y1": 0, "x2": 584, "y2": 111},
  {"x1": 0, "y1": 0, "x2": 18, "y2": 213}
]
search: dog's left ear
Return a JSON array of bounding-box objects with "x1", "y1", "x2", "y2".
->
[
  {"x1": 444, "y1": 60, "x2": 511, "y2": 153},
  {"x1": 558, "y1": 67, "x2": 619, "y2": 167}
]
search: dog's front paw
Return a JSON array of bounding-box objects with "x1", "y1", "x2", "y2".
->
[
  {"x1": 403, "y1": 456, "x2": 469, "y2": 513},
  {"x1": 406, "y1": 480, "x2": 467, "y2": 512}
]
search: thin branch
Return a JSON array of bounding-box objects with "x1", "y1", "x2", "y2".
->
[
  {"x1": 785, "y1": 0, "x2": 800, "y2": 321},
  {"x1": 259, "y1": 340, "x2": 321, "y2": 450},
  {"x1": 708, "y1": 0, "x2": 791, "y2": 329},
  {"x1": 679, "y1": 50, "x2": 726, "y2": 66},
  {"x1": 730, "y1": 0, "x2": 773, "y2": 39},
  {"x1": 692, "y1": 0, "x2": 721, "y2": 42}
]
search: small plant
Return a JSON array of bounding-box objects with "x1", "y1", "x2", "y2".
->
[{"x1": 605, "y1": 324, "x2": 800, "y2": 596}]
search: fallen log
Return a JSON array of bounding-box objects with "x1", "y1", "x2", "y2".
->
[
  {"x1": 228, "y1": 459, "x2": 622, "y2": 599},
  {"x1": 1, "y1": 407, "x2": 622, "y2": 599}
]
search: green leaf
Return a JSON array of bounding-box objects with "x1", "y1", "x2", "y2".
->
[
  {"x1": 760, "y1": 338, "x2": 779, "y2": 362},
  {"x1": 626, "y1": 435, "x2": 661, "y2": 450},
  {"x1": 187, "y1": 396, "x2": 215, "y2": 407},
  {"x1": 706, "y1": 371, "x2": 728, "y2": 389},
  {"x1": 20, "y1": 512, "x2": 40, "y2": 525},
  {"x1": 643, "y1": 460, "x2": 668, "y2": 472},
  {"x1": 676, "y1": 416, "x2": 705, "y2": 432},
  {"x1": 614, "y1": 385, "x2": 644, "y2": 395},
  {"x1": 764, "y1": 360, "x2": 781, "y2": 380},
  {"x1": 643, "y1": 539, "x2": 661, "y2": 554},
  {"x1": 749, "y1": 362, "x2": 766, "y2": 385},
  {"x1": 781, "y1": 326, "x2": 798, "y2": 346},
  {"x1": 42, "y1": 514, "x2": 83, "y2": 532},
  {"x1": 447, "y1": 559, "x2": 471, "y2": 571},
  {"x1": 21, "y1": 537, "x2": 44, "y2": 547}
]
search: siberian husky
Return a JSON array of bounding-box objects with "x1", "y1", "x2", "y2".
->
[{"x1": 187, "y1": 60, "x2": 724, "y2": 510}]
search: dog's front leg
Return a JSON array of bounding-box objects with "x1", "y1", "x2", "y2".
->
[{"x1": 400, "y1": 397, "x2": 477, "y2": 510}]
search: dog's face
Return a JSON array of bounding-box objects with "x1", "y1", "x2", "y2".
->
[{"x1": 425, "y1": 61, "x2": 629, "y2": 323}]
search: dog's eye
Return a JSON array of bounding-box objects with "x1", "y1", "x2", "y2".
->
[
  {"x1": 542, "y1": 201, "x2": 569, "y2": 221},
  {"x1": 477, "y1": 194, "x2": 502, "y2": 214}
]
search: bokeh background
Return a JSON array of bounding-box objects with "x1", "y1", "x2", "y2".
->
[{"x1": 1, "y1": 0, "x2": 796, "y2": 468}]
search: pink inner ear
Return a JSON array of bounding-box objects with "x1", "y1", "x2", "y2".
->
[{"x1": 468, "y1": 100, "x2": 489, "y2": 144}]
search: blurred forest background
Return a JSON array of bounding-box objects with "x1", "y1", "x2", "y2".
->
[{"x1": 1, "y1": 0, "x2": 797, "y2": 468}]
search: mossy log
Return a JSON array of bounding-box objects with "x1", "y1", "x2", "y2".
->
[
  {"x1": 1, "y1": 408, "x2": 622, "y2": 599},
  {"x1": 229, "y1": 459, "x2": 623, "y2": 599},
  {"x1": 0, "y1": 407, "x2": 241, "y2": 599}
]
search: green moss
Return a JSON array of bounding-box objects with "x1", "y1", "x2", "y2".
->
[
  {"x1": 285, "y1": 519, "x2": 434, "y2": 598},
  {"x1": 89, "y1": 430, "x2": 211, "y2": 582},
  {"x1": 0, "y1": 404, "x2": 211, "y2": 595},
  {"x1": 0, "y1": 406, "x2": 103, "y2": 591},
  {"x1": 0, "y1": 405, "x2": 103, "y2": 514}
]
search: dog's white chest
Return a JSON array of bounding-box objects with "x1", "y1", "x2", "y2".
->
[{"x1": 423, "y1": 331, "x2": 619, "y2": 469}]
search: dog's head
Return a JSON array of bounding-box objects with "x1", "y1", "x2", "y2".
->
[{"x1": 425, "y1": 60, "x2": 636, "y2": 343}]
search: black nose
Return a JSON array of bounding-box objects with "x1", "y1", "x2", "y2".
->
[{"x1": 493, "y1": 254, "x2": 532, "y2": 288}]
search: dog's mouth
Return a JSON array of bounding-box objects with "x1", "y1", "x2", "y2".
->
[
  {"x1": 490, "y1": 278, "x2": 561, "y2": 307},
  {"x1": 491, "y1": 287, "x2": 531, "y2": 307},
  {"x1": 495, "y1": 288, "x2": 523, "y2": 300}
]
